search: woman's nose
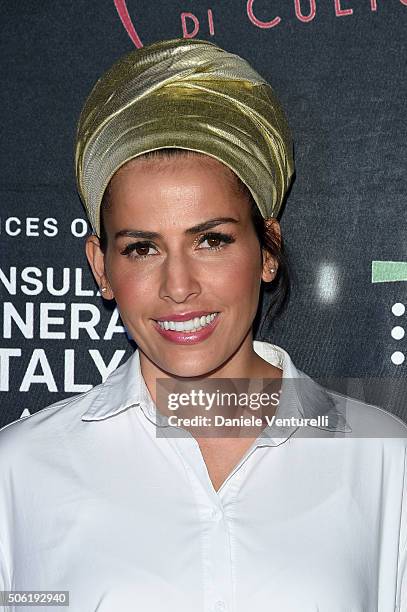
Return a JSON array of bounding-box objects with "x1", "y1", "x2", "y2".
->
[{"x1": 158, "y1": 252, "x2": 201, "y2": 303}]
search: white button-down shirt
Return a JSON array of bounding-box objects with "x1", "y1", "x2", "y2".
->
[{"x1": 0, "y1": 341, "x2": 406, "y2": 611}]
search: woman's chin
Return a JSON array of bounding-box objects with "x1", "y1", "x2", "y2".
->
[{"x1": 157, "y1": 359, "x2": 222, "y2": 380}]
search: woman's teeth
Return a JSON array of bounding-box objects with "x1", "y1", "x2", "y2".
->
[{"x1": 157, "y1": 313, "x2": 218, "y2": 333}]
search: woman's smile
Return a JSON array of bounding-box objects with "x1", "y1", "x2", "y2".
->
[{"x1": 152, "y1": 311, "x2": 221, "y2": 344}]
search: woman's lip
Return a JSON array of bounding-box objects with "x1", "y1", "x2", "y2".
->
[
  {"x1": 154, "y1": 310, "x2": 219, "y2": 322},
  {"x1": 152, "y1": 313, "x2": 220, "y2": 345}
]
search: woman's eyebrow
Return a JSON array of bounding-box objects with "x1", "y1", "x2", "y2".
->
[{"x1": 114, "y1": 217, "x2": 240, "y2": 241}]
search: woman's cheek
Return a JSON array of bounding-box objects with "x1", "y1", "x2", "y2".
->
[{"x1": 108, "y1": 265, "x2": 145, "y2": 301}]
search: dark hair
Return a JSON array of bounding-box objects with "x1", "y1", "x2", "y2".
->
[{"x1": 98, "y1": 148, "x2": 290, "y2": 335}]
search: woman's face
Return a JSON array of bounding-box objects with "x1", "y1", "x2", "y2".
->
[{"x1": 86, "y1": 155, "x2": 278, "y2": 378}]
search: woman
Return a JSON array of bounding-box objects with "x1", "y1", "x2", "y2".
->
[{"x1": 0, "y1": 38, "x2": 406, "y2": 612}]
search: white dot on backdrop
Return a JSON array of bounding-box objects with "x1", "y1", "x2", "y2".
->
[
  {"x1": 391, "y1": 326, "x2": 405, "y2": 340},
  {"x1": 392, "y1": 303, "x2": 405, "y2": 316},
  {"x1": 391, "y1": 351, "x2": 405, "y2": 365}
]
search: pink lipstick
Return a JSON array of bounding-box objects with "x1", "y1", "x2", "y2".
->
[{"x1": 152, "y1": 313, "x2": 220, "y2": 345}]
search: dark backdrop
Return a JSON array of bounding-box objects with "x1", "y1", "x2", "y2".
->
[{"x1": 1, "y1": 0, "x2": 406, "y2": 428}]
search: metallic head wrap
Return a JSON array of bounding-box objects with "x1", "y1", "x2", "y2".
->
[{"x1": 75, "y1": 38, "x2": 294, "y2": 237}]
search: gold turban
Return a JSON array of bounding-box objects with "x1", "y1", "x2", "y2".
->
[{"x1": 75, "y1": 38, "x2": 294, "y2": 237}]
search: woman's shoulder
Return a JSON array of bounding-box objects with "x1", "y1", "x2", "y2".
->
[
  {"x1": 0, "y1": 384, "x2": 101, "y2": 466},
  {"x1": 260, "y1": 340, "x2": 407, "y2": 445},
  {"x1": 0, "y1": 351, "x2": 139, "y2": 451},
  {"x1": 326, "y1": 386, "x2": 407, "y2": 444},
  {"x1": 0, "y1": 350, "x2": 139, "y2": 466}
]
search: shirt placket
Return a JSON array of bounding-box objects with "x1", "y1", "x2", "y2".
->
[{"x1": 167, "y1": 431, "x2": 261, "y2": 612}]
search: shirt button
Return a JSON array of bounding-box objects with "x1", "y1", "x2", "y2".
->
[
  {"x1": 215, "y1": 601, "x2": 226, "y2": 611},
  {"x1": 210, "y1": 508, "x2": 222, "y2": 521}
]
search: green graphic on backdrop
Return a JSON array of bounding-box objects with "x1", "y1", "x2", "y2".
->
[{"x1": 371, "y1": 262, "x2": 407, "y2": 283}]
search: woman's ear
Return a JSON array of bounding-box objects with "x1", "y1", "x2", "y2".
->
[
  {"x1": 85, "y1": 234, "x2": 114, "y2": 299},
  {"x1": 261, "y1": 217, "x2": 281, "y2": 283}
]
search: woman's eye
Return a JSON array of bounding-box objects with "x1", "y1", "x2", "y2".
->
[
  {"x1": 120, "y1": 242, "x2": 156, "y2": 259},
  {"x1": 197, "y1": 232, "x2": 235, "y2": 251}
]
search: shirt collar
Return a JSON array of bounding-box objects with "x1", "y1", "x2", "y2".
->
[{"x1": 81, "y1": 341, "x2": 351, "y2": 443}]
